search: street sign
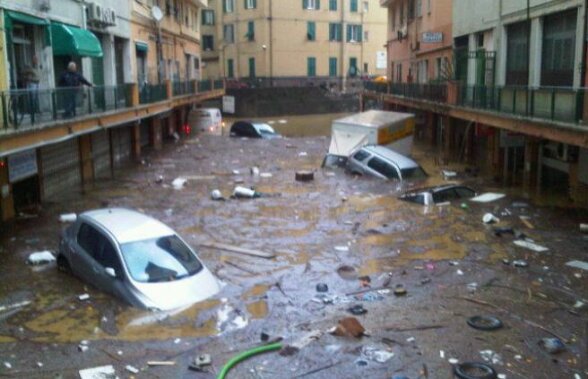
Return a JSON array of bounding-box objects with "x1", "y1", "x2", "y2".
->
[
  {"x1": 376, "y1": 51, "x2": 387, "y2": 69},
  {"x1": 8, "y1": 149, "x2": 38, "y2": 183},
  {"x1": 422, "y1": 32, "x2": 443, "y2": 43},
  {"x1": 223, "y1": 96, "x2": 235, "y2": 114}
]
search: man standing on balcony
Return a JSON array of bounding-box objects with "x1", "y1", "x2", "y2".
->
[
  {"x1": 21, "y1": 55, "x2": 41, "y2": 113},
  {"x1": 58, "y1": 62, "x2": 93, "y2": 119}
]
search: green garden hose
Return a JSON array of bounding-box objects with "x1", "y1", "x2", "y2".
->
[{"x1": 217, "y1": 342, "x2": 283, "y2": 379}]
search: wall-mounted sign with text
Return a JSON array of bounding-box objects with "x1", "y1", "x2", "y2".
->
[{"x1": 422, "y1": 32, "x2": 443, "y2": 44}]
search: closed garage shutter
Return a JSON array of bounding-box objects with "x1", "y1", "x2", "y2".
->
[
  {"x1": 92, "y1": 130, "x2": 111, "y2": 179},
  {"x1": 41, "y1": 139, "x2": 81, "y2": 199},
  {"x1": 140, "y1": 121, "x2": 150, "y2": 147},
  {"x1": 112, "y1": 126, "x2": 132, "y2": 168}
]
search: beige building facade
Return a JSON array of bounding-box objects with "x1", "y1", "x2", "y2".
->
[{"x1": 202, "y1": 0, "x2": 388, "y2": 79}]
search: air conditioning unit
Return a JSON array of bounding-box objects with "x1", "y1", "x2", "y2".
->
[
  {"x1": 105, "y1": 8, "x2": 117, "y2": 26},
  {"x1": 37, "y1": 0, "x2": 51, "y2": 11},
  {"x1": 88, "y1": 3, "x2": 103, "y2": 23}
]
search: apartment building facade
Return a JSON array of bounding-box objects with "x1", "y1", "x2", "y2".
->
[
  {"x1": 0, "y1": 0, "x2": 224, "y2": 224},
  {"x1": 365, "y1": 0, "x2": 588, "y2": 204},
  {"x1": 201, "y1": 0, "x2": 388, "y2": 80}
]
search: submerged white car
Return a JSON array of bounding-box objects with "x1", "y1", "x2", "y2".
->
[{"x1": 58, "y1": 208, "x2": 220, "y2": 310}]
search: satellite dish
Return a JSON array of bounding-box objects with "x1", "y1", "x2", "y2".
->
[{"x1": 151, "y1": 6, "x2": 163, "y2": 22}]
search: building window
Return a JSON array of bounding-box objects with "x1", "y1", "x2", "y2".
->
[
  {"x1": 363, "y1": 1, "x2": 368, "y2": 12},
  {"x1": 427, "y1": 0, "x2": 431, "y2": 14},
  {"x1": 307, "y1": 21, "x2": 316, "y2": 41},
  {"x1": 396, "y1": 63, "x2": 402, "y2": 82},
  {"x1": 248, "y1": 57, "x2": 256, "y2": 78},
  {"x1": 350, "y1": 0, "x2": 358, "y2": 12},
  {"x1": 329, "y1": 57, "x2": 337, "y2": 76},
  {"x1": 329, "y1": 23, "x2": 342, "y2": 41},
  {"x1": 408, "y1": 0, "x2": 415, "y2": 20},
  {"x1": 245, "y1": 0, "x2": 257, "y2": 9},
  {"x1": 223, "y1": 0, "x2": 235, "y2": 13},
  {"x1": 307, "y1": 57, "x2": 316, "y2": 76},
  {"x1": 203, "y1": 35, "x2": 214, "y2": 51},
  {"x1": 224, "y1": 24, "x2": 235, "y2": 43},
  {"x1": 246, "y1": 21, "x2": 255, "y2": 41},
  {"x1": 416, "y1": 0, "x2": 422, "y2": 17},
  {"x1": 435, "y1": 57, "x2": 442, "y2": 79},
  {"x1": 329, "y1": 0, "x2": 337, "y2": 11},
  {"x1": 506, "y1": 21, "x2": 529, "y2": 85},
  {"x1": 542, "y1": 9, "x2": 577, "y2": 86},
  {"x1": 349, "y1": 57, "x2": 358, "y2": 76},
  {"x1": 227, "y1": 59, "x2": 234, "y2": 78},
  {"x1": 346, "y1": 24, "x2": 363, "y2": 42},
  {"x1": 202, "y1": 10, "x2": 215, "y2": 25},
  {"x1": 303, "y1": 0, "x2": 320, "y2": 10}
]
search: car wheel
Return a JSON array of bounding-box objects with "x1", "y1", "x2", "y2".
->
[
  {"x1": 57, "y1": 255, "x2": 71, "y2": 273},
  {"x1": 453, "y1": 362, "x2": 497, "y2": 379}
]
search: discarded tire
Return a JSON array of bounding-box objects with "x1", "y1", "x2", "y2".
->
[
  {"x1": 466, "y1": 316, "x2": 503, "y2": 331},
  {"x1": 453, "y1": 362, "x2": 497, "y2": 379},
  {"x1": 295, "y1": 170, "x2": 314, "y2": 182}
]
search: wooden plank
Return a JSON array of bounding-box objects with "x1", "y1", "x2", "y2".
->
[{"x1": 199, "y1": 242, "x2": 275, "y2": 259}]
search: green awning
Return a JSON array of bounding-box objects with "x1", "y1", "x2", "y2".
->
[
  {"x1": 50, "y1": 23, "x2": 103, "y2": 58},
  {"x1": 4, "y1": 10, "x2": 49, "y2": 30},
  {"x1": 135, "y1": 41, "x2": 149, "y2": 53}
]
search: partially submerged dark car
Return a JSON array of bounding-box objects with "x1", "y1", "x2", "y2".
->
[
  {"x1": 399, "y1": 184, "x2": 477, "y2": 205},
  {"x1": 229, "y1": 121, "x2": 281, "y2": 139}
]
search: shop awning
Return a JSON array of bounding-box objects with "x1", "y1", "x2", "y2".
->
[
  {"x1": 135, "y1": 41, "x2": 149, "y2": 53},
  {"x1": 4, "y1": 10, "x2": 49, "y2": 30},
  {"x1": 50, "y1": 23, "x2": 103, "y2": 57}
]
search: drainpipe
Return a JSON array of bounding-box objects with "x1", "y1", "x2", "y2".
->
[
  {"x1": 341, "y1": 0, "x2": 345, "y2": 89},
  {"x1": 269, "y1": 0, "x2": 273, "y2": 80}
]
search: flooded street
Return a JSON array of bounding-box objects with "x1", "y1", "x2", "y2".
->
[{"x1": 0, "y1": 116, "x2": 587, "y2": 379}]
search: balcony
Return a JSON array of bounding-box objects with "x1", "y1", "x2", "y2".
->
[
  {"x1": 0, "y1": 80, "x2": 225, "y2": 135},
  {"x1": 363, "y1": 81, "x2": 587, "y2": 127}
]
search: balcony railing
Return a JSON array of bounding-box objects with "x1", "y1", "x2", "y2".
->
[
  {"x1": 224, "y1": 76, "x2": 366, "y2": 92},
  {"x1": 364, "y1": 81, "x2": 586, "y2": 126},
  {"x1": 1, "y1": 84, "x2": 133, "y2": 131},
  {"x1": 139, "y1": 83, "x2": 168, "y2": 104}
]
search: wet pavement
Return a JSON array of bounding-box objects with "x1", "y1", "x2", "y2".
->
[{"x1": 1, "y1": 121, "x2": 587, "y2": 379}]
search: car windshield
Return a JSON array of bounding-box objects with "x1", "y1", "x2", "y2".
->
[
  {"x1": 401, "y1": 167, "x2": 428, "y2": 180},
  {"x1": 120, "y1": 235, "x2": 203, "y2": 283},
  {"x1": 253, "y1": 123, "x2": 276, "y2": 134}
]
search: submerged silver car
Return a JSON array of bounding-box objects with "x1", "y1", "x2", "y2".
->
[
  {"x1": 58, "y1": 208, "x2": 220, "y2": 310},
  {"x1": 346, "y1": 145, "x2": 427, "y2": 181}
]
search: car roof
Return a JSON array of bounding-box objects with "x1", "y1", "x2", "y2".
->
[
  {"x1": 403, "y1": 184, "x2": 473, "y2": 195},
  {"x1": 81, "y1": 208, "x2": 175, "y2": 244},
  {"x1": 360, "y1": 145, "x2": 420, "y2": 169}
]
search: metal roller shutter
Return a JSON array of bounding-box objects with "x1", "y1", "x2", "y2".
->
[
  {"x1": 112, "y1": 126, "x2": 132, "y2": 168},
  {"x1": 41, "y1": 139, "x2": 81, "y2": 199},
  {"x1": 91, "y1": 130, "x2": 111, "y2": 179}
]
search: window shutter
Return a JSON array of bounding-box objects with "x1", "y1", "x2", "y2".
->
[
  {"x1": 303, "y1": 0, "x2": 308, "y2": 9},
  {"x1": 329, "y1": 24, "x2": 334, "y2": 40},
  {"x1": 316, "y1": 0, "x2": 320, "y2": 9},
  {"x1": 253, "y1": 0, "x2": 257, "y2": 8},
  {"x1": 346, "y1": 24, "x2": 352, "y2": 42},
  {"x1": 358, "y1": 25, "x2": 363, "y2": 41},
  {"x1": 223, "y1": 0, "x2": 227, "y2": 13}
]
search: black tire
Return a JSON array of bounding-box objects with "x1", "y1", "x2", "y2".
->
[
  {"x1": 467, "y1": 316, "x2": 503, "y2": 331},
  {"x1": 454, "y1": 362, "x2": 497, "y2": 379},
  {"x1": 56, "y1": 255, "x2": 71, "y2": 273}
]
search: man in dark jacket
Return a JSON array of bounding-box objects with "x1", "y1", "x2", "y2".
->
[{"x1": 58, "y1": 61, "x2": 92, "y2": 118}]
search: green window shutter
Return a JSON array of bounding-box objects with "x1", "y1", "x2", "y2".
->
[
  {"x1": 308, "y1": 57, "x2": 316, "y2": 76},
  {"x1": 303, "y1": 0, "x2": 308, "y2": 9},
  {"x1": 329, "y1": 0, "x2": 337, "y2": 10},
  {"x1": 227, "y1": 59, "x2": 234, "y2": 78},
  {"x1": 350, "y1": 0, "x2": 357, "y2": 12},
  {"x1": 307, "y1": 22, "x2": 316, "y2": 40},
  {"x1": 337, "y1": 24, "x2": 342, "y2": 41},
  {"x1": 358, "y1": 25, "x2": 363, "y2": 41},
  {"x1": 244, "y1": 0, "x2": 247, "y2": 8},
  {"x1": 249, "y1": 57, "x2": 256, "y2": 78},
  {"x1": 223, "y1": 0, "x2": 227, "y2": 12},
  {"x1": 346, "y1": 24, "x2": 352, "y2": 42},
  {"x1": 247, "y1": 21, "x2": 255, "y2": 40},
  {"x1": 253, "y1": 0, "x2": 257, "y2": 8},
  {"x1": 329, "y1": 23, "x2": 334, "y2": 40},
  {"x1": 317, "y1": 0, "x2": 320, "y2": 9},
  {"x1": 329, "y1": 57, "x2": 337, "y2": 76}
]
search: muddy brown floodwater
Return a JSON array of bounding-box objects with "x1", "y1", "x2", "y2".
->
[{"x1": 0, "y1": 115, "x2": 587, "y2": 379}]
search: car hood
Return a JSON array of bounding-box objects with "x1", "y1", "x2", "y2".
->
[{"x1": 130, "y1": 267, "x2": 221, "y2": 311}]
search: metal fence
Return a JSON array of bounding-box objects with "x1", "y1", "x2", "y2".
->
[
  {"x1": 224, "y1": 76, "x2": 366, "y2": 92},
  {"x1": 139, "y1": 83, "x2": 168, "y2": 104},
  {"x1": 1, "y1": 84, "x2": 132, "y2": 131},
  {"x1": 172, "y1": 80, "x2": 195, "y2": 97},
  {"x1": 364, "y1": 81, "x2": 586, "y2": 125}
]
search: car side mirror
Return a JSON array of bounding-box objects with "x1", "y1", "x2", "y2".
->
[{"x1": 105, "y1": 267, "x2": 117, "y2": 278}]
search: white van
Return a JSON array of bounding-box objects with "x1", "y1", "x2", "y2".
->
[{"x1": 188, "y1": 108, "x2": 223, "y2": 136}]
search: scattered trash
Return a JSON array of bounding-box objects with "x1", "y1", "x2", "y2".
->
[
  {"x1": 171, "y1": 177, "x2": 187, "y2": 190},
  {"x1": 295, "y1": 170, "x2": 314, "y2": 182},
  {"x1": 440, "y1": 350, "x2": 445, "y2": 359},
  {"x1": 493, "y1": 227, "x2": 514, "y2": 237},
  {"x1": 316, "y1": 283, "x2": 329, "y2": 293},
  {"x1": 453, "y1": 362, "x2": 497, "y2": 379},
  {"x1": 36, "y1": 362, "x2": 43, "y2": 368},
  {"x1": 483, "y1": 213, "x2": 500, "y2": 224},
  {"x1": 512, "y1": 260, "x2": 529, "y2": 268},
  {"x1": 448, "y1": 358, "x2": 459, "y2": 365},
  {"x1": 59, "y1": 213, "x2": 77, "y2": 223},
  {"x1": 3, "y1": 362, "x2": 11, "y2": 369},
  {"x1": 260, "y1": 172, "x2": 273, "y2": 178},
  {"x1": 355, "y1": 359, "x2": 368, "y2": 366},
  {"x1": 359, "y1": 292, "x2": 384, "y2": 302},
  {"x1": 580, "y1": 224, "x2": 588, "y2": 233},
  {"x1": 155, "y1": 175, "x2": 164, "y2": 184},
  {"x1": 497, "y1": 374, "x2": 506, "y2": 379},
  {"x1": 147, "y1": 361, "x2": 176, "y2": 366},
  {"x1": 347, "y1": 304, "x2": 367, "y2": 315},
  {"x1": 26, "y1": 251, "x2": 56, "y2": 265},
  {"x1": 480, "y1": 350, "x2": 503, "y2": 365},
  {"x1": 78, "y1": 294, "x2": 90, "y2": 301},
  {"x1": 461, "y1": 203, "x2": 469, "y2": 209},
  {"x1": 406, "y1": 337, "x2": 415, "y2": 343},
  {"x1": 331, "y1": 317, "x2": 365, "y2": 338},
  {"x1": 512, "y1": 202, "x2": 529, "y2": 208},
  {"x1": 362, "y1": 346, "x2": 394, "y2": 363},
  {"x1": 189, "y1": 354, "x2": 212, "y2": 371},
  {"x1": 233, "y1": 186, "x2": 260, "y2": 198},
  {"x1": 393, "y1": 285, "x2": 407, "y2": 296},
  {"x1": 250, "y1": 167, "x2": 260, "y2": 176},
  {"x1": 289, "y1": 330, "x2": 322, "y2": 350},
  {"x1": 79, "y1": 365, "x2": 116, "y2": 379},
  {"x1": 513, "y1": 240, "x2": 548, "y2": 252},
  {"x1": 467, "y1": 316, "x2": 503, "y2": 331},
  {"x1": 442, "y1": 170, "x2": 457, "y2": 179},
  {"x1": 211, "y1": 189, "x2": 225, "y2": 201},
  {"x1": 217, "y1": 343, "x2": 282, "y2": 379},
  {"x1": 566, "y1": 260, "x2": 588, "y2": 271},
  {"x1": 467, "y1": 282, "x2": 478, "y2": 292},
  {"x1": 334, "y1": 245, "x2": 349, "y2": 252},
  {"x1": 573, "y1": 301, "x2": 585, "y2": 309},
  {"x1": 358, "y1": 275, "x2": 371, "y2": 287},
  {"x1": 519, "y1": 216, "x2": 535, "y2": 229},
  {"x1": 471, "y1": 193, "x2": 506, "y2": 203},
  {"x1": 298, "y1": 152, "x2": 308, "y2": 157},
  {"x1": 199, "y1": 242, "x2": 275, "y2": 259},
  {"x1": 172, "y1": 132, "x2": 180, "y2": 141},
  {"x1": 78, "y1": 344, "x2": 89, "y2": 352},
  {"x1": 456, "y1": 269, "x2": 464, "y2": 276},
  {"x1": 538, "y1": 337, "x2": 566, "y2": 354},
  {"x1": 337, "y1": 265, "x2": 357, "y2": 280},
  {"x1": 232, "y1": 170, "x2": 240, "y2": 175},
  {"x1": 174, "y1": 338, "x2": 181, "y2": 344},
  {"x1": 125, "y1": 365, "x2": 139, "y2": 374}
]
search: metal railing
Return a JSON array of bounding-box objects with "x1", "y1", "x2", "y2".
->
[
  {"x1": 224, "y1": 76, "x2": 367, "y2": 92},
  {"x1": 172, "y1": 80, "x2": 196, "y2": 96},
  {"x1": 364, "y1": 81, "x2": 586, "y2": 125},
  {"x1": 139, "y1": 83, "x2": 168, "y2": 104},
  {"x1": 1, "y1": 84, "x2": 132, "y2": 131}
]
